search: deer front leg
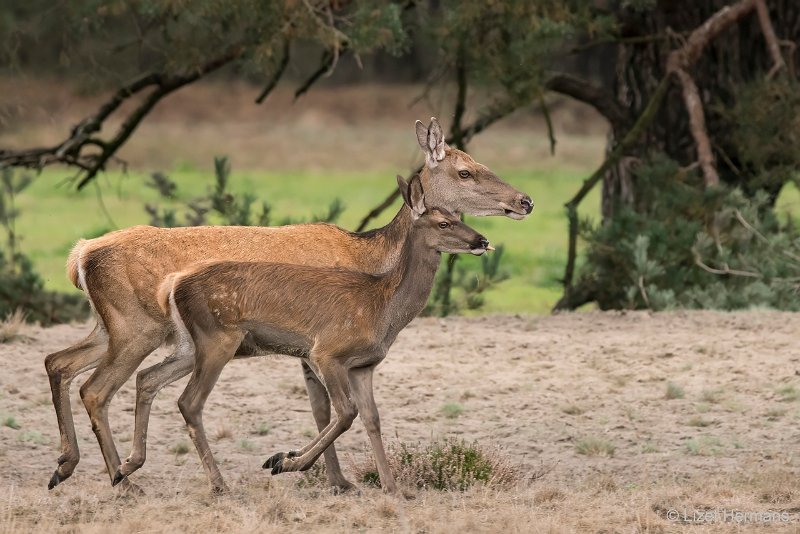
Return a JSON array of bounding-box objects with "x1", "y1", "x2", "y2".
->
[
  {"x1": 300, "y1": 360, "x2": 355, "y2": 491},
  {"x1": 349, "y1": 365, "x2": 397, "y2": 494},
  {"x1": 266, "y1": 359, "x2": 357, "y2": 475}
]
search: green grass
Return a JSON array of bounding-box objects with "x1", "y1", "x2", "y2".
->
[
  {"x1": 2, "y1": 415, "x2": 20, "y2": 429},
  {"x1": 665, "y1": 382, "x2": 685, "y2": 400},
  {"x1": 14, "y1": 169, "x2": 799, "y2": 315},
  {"x1": 575, "y1": 437, "x2": 616, "y2": 457},
  {"x1": 440, "y1": 402, "x2": 465, "y2": 419},
  {"x1": 13, "y1": 165, "x2": 602, "y2": 314}
]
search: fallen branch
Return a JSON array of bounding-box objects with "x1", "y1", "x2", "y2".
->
[{"x1": 692, "y1": 251, "x2": 763, "y2": 278}]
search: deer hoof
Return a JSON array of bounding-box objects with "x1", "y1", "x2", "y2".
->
[
  {"x1": 111, "y1": 469, "x2": 126, "y2": 487},
  {"x1": 48, "y1": 469, "x2": 67, "y2": 490},
  {"x1": 262, "y1": 450, "x2": 299, "y2": 471}
]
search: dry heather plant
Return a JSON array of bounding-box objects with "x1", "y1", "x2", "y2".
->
[
  {"x1": 307, "y1": 439, "x2": 520, "y2": 492},
  {"x1": 0, "y1": 308, "x2": 25, "y2": 343}
]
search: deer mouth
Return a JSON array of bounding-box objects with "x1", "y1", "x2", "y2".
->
[
  {"x1": 504, "y1": 208, "x2": 527, "y2": 220},
  {"x1": 469, "y1": 240, "x2": 493, "y2": 256},
  {"x1": 499, "y1": 203, "x2": 530, "y2": 220}
]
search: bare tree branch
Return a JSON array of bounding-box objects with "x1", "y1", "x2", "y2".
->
[
  {"x1": 1, "y1": 47, "x2": 243, "y2": 189},
  {"x1": 672, "y1": 67, "x2": 719, "y2": 186},
  {"x1": 294, "y1": 49, "x2": 335, "y2": 101},
  {"x1": 544, "y1": 72, "x2": 629, "y2": 133},
  {"x1": 539, "y1": 93, "x2": 556, "y2": 155},
  {"x1": 754, "y1": 0, "x2": 786, "y2": 78},
  {"x1": 255, "y1": 41, "x2": 290, "y2": 104}
]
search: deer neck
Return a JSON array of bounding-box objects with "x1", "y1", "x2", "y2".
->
[
  {"x1": 357, "y1": 204, "x2": 413, "y2": 271},
  {"x1": 380, "y1": 225, "x2": 441, "y2": 342}
]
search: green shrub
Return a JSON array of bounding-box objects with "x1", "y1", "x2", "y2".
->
[
  {"x1": 145, "y1": 156, "x2": 344, "y2": 228},
  {"x1": 0, "y1": 167, "x2": 88, "y2": 325},
  {"x1": 576, "y1": 154, "x2": 800, "y2": 311},
  {"x1": 350, "y1": 438, "x2": 517, "y2": 491}
]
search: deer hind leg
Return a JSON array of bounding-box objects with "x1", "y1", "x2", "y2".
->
[
  {"x1": 45, "y1": 323, "x2": 108, "y2": 489},
  {"x1": 177, "y1": 330, "x2": 243, "y2": 493},
  {"x1": 349, "y1": 365, "x2": 397, "y2": 494},
  {"x1": 300, "y1": 360, "x2": 355, "y2": 492},
  {"x1": 79, "y1": 318, "x2": 166, "y2": 490},
  {"x1": 265, "y1": 357, "x2": 357, "y2": 475},
  {"x1": 112, "y1": 349, "x2": 195, "y2": 485}
]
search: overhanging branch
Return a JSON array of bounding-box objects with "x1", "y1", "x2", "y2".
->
[
  {"x1": 1, "y1": 47, "x2": 243, "y2": 189},
  {"x1": 544, "y1": 73, "x2": 629, "y2": 133}
]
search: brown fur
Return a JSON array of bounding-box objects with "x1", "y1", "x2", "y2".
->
[
  {"x1": 163, "y1": 195, "x2": 489, "y2": 492},
  {"x1": 44, "y1": 118, "x2": 533, "y2": 492}
]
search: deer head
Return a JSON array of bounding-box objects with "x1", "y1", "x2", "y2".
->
[
  {"x1": 397, "y1": 174, "x2": 491, "y2": 256},
  {"x1": 415, "y1": 117, "x2": 533, "y2": 220}
]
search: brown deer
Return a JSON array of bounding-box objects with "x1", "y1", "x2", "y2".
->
[
  {"x1": 45, "y1": 118, "x2": 533, "y2": 492},
  {"x1": 155, "y1": 175, "x2": 491, "y2": 493}
]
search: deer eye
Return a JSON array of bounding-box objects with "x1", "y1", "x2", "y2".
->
[
  {"x1": 458, "y1": 170, "x2": 471, "y2": 179},
  {"x1": 438, "y1": 221, "x2": 451, "y2": 229}
]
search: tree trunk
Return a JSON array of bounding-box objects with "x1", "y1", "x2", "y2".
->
[{"x1": 602, "y1": 0, "x2": 800, "y2": 220}]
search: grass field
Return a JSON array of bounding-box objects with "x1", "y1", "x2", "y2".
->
[
  {"x1": 13, "y1": 165, "x2": 603, "y2": 314},
  {"x1": 12, "y1": 166, "x2": 800, "y2": 315},
  {"x1": 4, "y1": 79, "x2": 800, "y2": 315}
]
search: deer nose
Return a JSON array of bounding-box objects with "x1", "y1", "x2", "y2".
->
[
  {"x1": 520, "y1": 196, "x2": 534, "y2": 214},
  {"x1": 478, "y1": 237, "x2": 490, "y2": 249}
]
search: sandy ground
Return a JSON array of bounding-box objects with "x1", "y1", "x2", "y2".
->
[{"x1": 2, "y1": 311, "x2": 800, "y2": 532}]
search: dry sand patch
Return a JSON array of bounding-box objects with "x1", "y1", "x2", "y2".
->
[{"x1": 1, "y1": 310, "x2": 799, "y2": 532}]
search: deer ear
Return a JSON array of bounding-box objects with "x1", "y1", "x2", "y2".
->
[
  {"x1": 415, "y1": 120, "x2": 428, "y2": 152},
  {"x1": 397, "y1": 174, "x2": 411, "y2": 207},
  {"x1": 426, "y1": 117, "x2": 446, "y2": 167},
  {"x1": 407, "y1": 174, "x2": 426, "y2": 219}
]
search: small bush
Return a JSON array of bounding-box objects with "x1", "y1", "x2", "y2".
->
[
  {"x1": 349, "y1": 438, "x2": 517, "y2": 491},
  {"x1": 685, "y1": 436, "x2": 722, "y2": 456},
  {"x1": 776, "y1": 385, "x2": 799, "y2": 402},
  {"x1": 145, "y1": 156, "x2": 345, "y2": 228},
  {"x1": 215, "y1": 426, "x2": 233, "y2": 440},
  {"x1": 0, "y1": 167, "x2": 88, "y2": 325},
  {"x1": 171, "y1": 442, "x2": 190, "y2": 455},
  {"x1": 254, "y1": 423, "x2": 271, "y2": 436},
  {"x1": 687, "y1": 416, "x2": 712, "y2": 427},
  {"x1": 440, "y1": 402, "x2": 464, "y2": 419},
  {"x1": 2, "y1": 415, "x2": 20, "y2": 429},
  {"x1": 0, "y1": 309, "x2": 25, "y2": 343},
  {"x1": 16, "y1": 431, "x2": 47, "y2": 445},
  {"x1": 575, "y1": 437, "x2": 615, "y2": 457},
  {"x1": 665, "y1": 383, "x2": 685, "y2": 400}
]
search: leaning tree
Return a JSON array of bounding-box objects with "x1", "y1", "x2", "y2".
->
[{"x1": 553, "y1": 0, "x2": 800, "y2": 311}]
